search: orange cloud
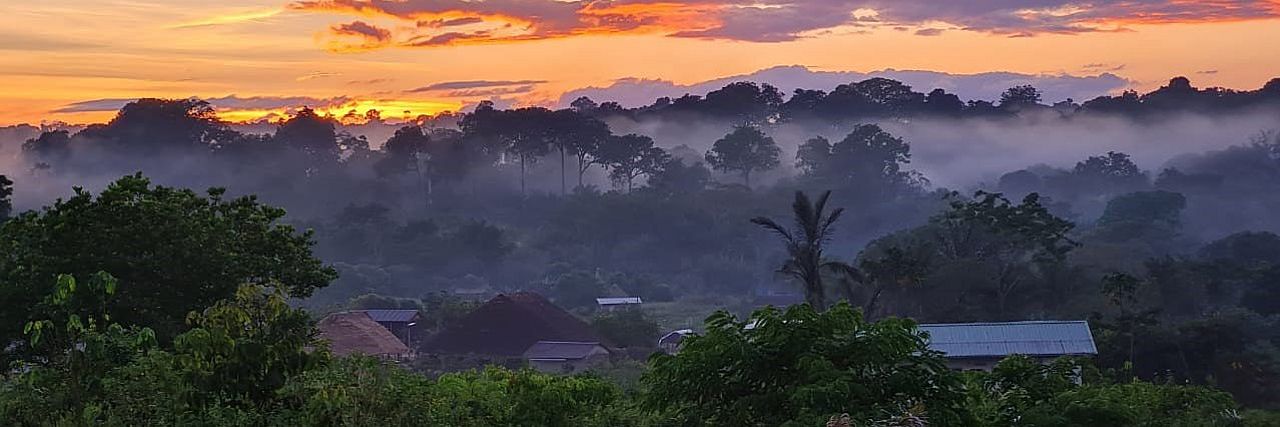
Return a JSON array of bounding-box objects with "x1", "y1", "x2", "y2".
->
[
  {"x1": 324, "y1": 20, "x2": 394, "y2": 52},
  {"x1": 289, "y1": 0, "x2": 1280, "y2": 49}
]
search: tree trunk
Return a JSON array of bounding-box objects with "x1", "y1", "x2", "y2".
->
[
  {"x1": 520, "y1": 156, "x2": 527, "y2": 197},
  {"x1": 865, "y1": 284, "x2": 886, "y2": 319},
  {"x1": 559, "y1": 147, "x2": 567, "y2": 195},
  {"x1": 744, "y1": 170, "x2": 752, "y2": 187},
  {"x1": 807, "y1": 276, "x2": 826, "y2": 311}
]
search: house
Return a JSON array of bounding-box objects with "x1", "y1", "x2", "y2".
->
[
  {"x1": 523, "y1": 341, "x2": 611, "y2": 373},
  {"x1": 596, "y1": 297, "x2": 642, "y2": 311},
  {"x1": 318, "y1": 311, "x2": 412, "y2": 359},
  {"x1": 918, "y1": 320, "x2": 1097, "y2": 371},
  {"x1": 422, "y1": 292, "x2": 607, "y2": 364},
  {"x1": 658, "y1": 329, "x2": 694, "y2": 354},
  {"x1": 356, "y1": 309, "x2": 422, "y2": 347}
]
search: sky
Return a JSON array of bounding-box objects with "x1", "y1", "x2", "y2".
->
[{"x1": 2, "y1": 0, "x2": 1279, "y2": 125}]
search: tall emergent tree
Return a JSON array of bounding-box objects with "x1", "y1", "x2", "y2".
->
[
  {"x1": 0, "y1": 173, "x2": 338, "y2": 354},
  {"x1": 751, "y1": 191, "x2": 854, "y2": 310},
  {"x1": 549, "y1": 109, "x2": 611, "y2": 192},
  {"x1": 705, "y1": 126, "x2": 781, "y2": 187},
  {"x1": 795, "y1": 124, "x2": 921, "y2": 196},
  {"x1": 597, "y1": 134, "x2": 669, "y2": 192}
]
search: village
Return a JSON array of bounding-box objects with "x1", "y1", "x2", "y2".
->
[{"x1": 320, "y1": 290, "x2": 1098, "y2": 375}]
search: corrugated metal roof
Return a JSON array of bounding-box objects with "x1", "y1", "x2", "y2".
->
[
  {"x1": 918, "y1": 321, "x2": 1097, "y2": 358},
  {"x1": 523, "y1": 341, "x2": 605, "y2": 360},
  {"x1": 358, "y1": 309, "x2": 421, "y2": 323},
  {"x1": 596, "y1": 297, "x2": 642, "y2": 305}
]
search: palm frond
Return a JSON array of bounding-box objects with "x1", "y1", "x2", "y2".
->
[{"x1": 751, "y1": 217, "x2": 795, "y2": 244}]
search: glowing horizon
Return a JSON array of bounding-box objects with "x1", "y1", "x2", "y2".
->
[{"x1": 3, "y1": 0, "x2": 1280, "y2": 126}]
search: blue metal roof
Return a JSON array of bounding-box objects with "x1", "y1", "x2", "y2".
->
[
  {"x1": 918, "y1": 321, "x2": 1097, "y2": 359},
  {"x1": 358, "y1": 309, "x2": 421, "y2": 323}
]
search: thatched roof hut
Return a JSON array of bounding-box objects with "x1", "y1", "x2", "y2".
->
[{"x1": 318, "y1": 311, "x2": 411, "y2": 358}]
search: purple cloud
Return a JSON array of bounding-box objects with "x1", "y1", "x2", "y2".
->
[
  {"x1": 408, "y1": 80, "x2": 547, "y2": 93},
  {"x1": 559, "y1": 65, "x2": 1133, "y2": 107},
  {"x1": 54, "y1": 96, "x2": 355, "y2": 113},
  {"x1": 291, "y1": 0, "x2": 1280, "y2": 45}
]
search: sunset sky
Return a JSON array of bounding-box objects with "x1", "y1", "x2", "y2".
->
[{"x1": 3, "y1": 0, "x2": 1279, "y2": 125}]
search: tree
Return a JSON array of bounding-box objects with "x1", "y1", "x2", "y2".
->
[
  {"x1": 929, "y1": 192, "x2": 1076, "y2": 317},
  {"x1": 751, "y1": 191, "x2": 855, "y2": 310},
  {"x1": 644, "y1": 303, "x2": 968, "y2": 426},
  {"x1": 592, "y1": 310, "x2": 660, "y2": 348},
  {"x1": 465, "y1": 106, "x2": 555, "y2": 196},
  {"x1": 173, "y1": 284, "x2": 329, "y2": 408},
  {"x1": 796, "y1": 124, "x2": 921, "y2": 195},
  {"x1": 647, "y1": 157, "x2": 710, "y2": 195},
  {"x1": 999, "y1": 85, "x2": 1042, "y2": 109},
  {"x1": 275, "y1": 107, "x2": 340, "y2": 171},
  {"x1": 924, "y1": 88, "x2": 964, "y2": 115},
  {"x1": 701, "y1": 81, "x2": 784, "y2": 125},
  {"x1": 1099, "y1": 272, "x2": 1156, "y2": 373},
  {"x1": 0, "y1": 175, "x2": 11, "y2": 220},
  {"x1": 549, "y1": 110, "x2": 611, "y2": 191},
  {"x1": 1, "y1": 272, "x2": 161, "y2": 423},
  {"x1": 377, "y1": 125, "x2": 435, "y2": 204},
  {"x1": 857, "y1": 244, "x2": 930, "y2": 318},
  {"x1": 1093, "y1": 191, "x2": 1187, "y2": 243},
  {"x1": 597, "y1": 134, "x2": 669, "y2": 192},
  {"x1": 1073, "y1": 151, "x2": 1147, "y2": 190},
  {"x1": 0, "y1": 174, "x2": 337, "y2": 350},
  {"x1": 22, "y1": 130, "x2": 72, "y2": 161},
  {"x1": 705, "y1": 126, "x2": 781, "y2": 187},
  {"x1": 74, "y1": 98, "x2": 238, "y2": 152},
  {"x1": 546, "y1": 270, "x2": 606, "y2": 310}
]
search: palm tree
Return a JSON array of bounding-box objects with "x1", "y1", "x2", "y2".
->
[{"x1": 751, "y1": 190, "x2": 856, "y2": 310}]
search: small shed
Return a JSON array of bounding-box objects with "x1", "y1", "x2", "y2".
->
[
  {"x1": 596, "y1": 297, "x2": 642, "y2": 311},
  {"x1": 318, "y1": 312, "x2": 412, "y2": 359},
  {"x1": 919, "y1": 320, "x2": 1097, "y2": 371},
  {"x1": 523, "y1": 341, "x2": 611, "y2": 373},
  {"x1": 658, "y1": 329, "x2": 694, "y2": 354},
  {"x1": 357, "y1": 309, "x2": 422, "y2": 347}
]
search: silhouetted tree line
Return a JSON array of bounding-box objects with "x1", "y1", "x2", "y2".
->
[{"x1": 568, "y1": 76, "x2": 1280, "y2": 123}]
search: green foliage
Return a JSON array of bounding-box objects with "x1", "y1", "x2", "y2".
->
[
  {"x1": 0, "y1": 173, "x2": 337, "y2": 347},
  {"x1": 795, "y1": 124, "x2": 923, "y2": 196},
  {"x1": 1019, "y1": 382, "x2": 1240, "y2": 427},
  {"x1": 704, "y1": 126, "x2": 781, "y2": 186},
  {"x1": 0, "y1": 174, "x2": 12, "y2": 220},
  {"x1": 644, "y1": 303, "x2": 967, "y2": 426},
  {"x1": 547, "y1": 269, "x2": 607, "y2": 310},
  {"x1": 1093, "y1": 191, "x2": 1187, "y2": 244},
  {"x1": 592, "y1": 310, "x2": 661, "y2": 348},
  {"x1": 751, "y1": 190, "x2": 854, "y2": 310},
  {"x1": 173, "y1": 284, "x2": 329, "y2": 408},
  {"x1": 273, "y1": 356, "x2": 437, "y2": 426},
  {"x1": 597, "y1": 134, "x2": 670, "y2": 192},
  {"x1": 0, "y1": 273, "x2": 161, "y2": 425},
  {"x1": 925, "y1": 191, "x2": 1077, "y2": 317},
  {"x1": 429, "y1": 367, "x2": 635, "y2": 427}
]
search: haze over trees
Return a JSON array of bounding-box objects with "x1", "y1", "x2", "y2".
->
[{"x1": 2, "y1": 75, "x2": 1280, "y2": 423}]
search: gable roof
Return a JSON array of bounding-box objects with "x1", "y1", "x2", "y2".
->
[
  {"x1": 918, "y1": 320, "x2": 1097, "y2": 359},
  {"x1": 523, "y1": 341, "x2": 606, "y2": 361},
  {"x1": 423, "y1": 292, "x2": 604, "y2": 357},
  {"x1": 596, "y1": 297, "x2": 642, "y2": 305},
  {"x1": 359, "y1": 309, "x2": 421, "y2": 323},
  {"x1": 318, "y1": 312, "x2": 411, "y2": 357}
]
